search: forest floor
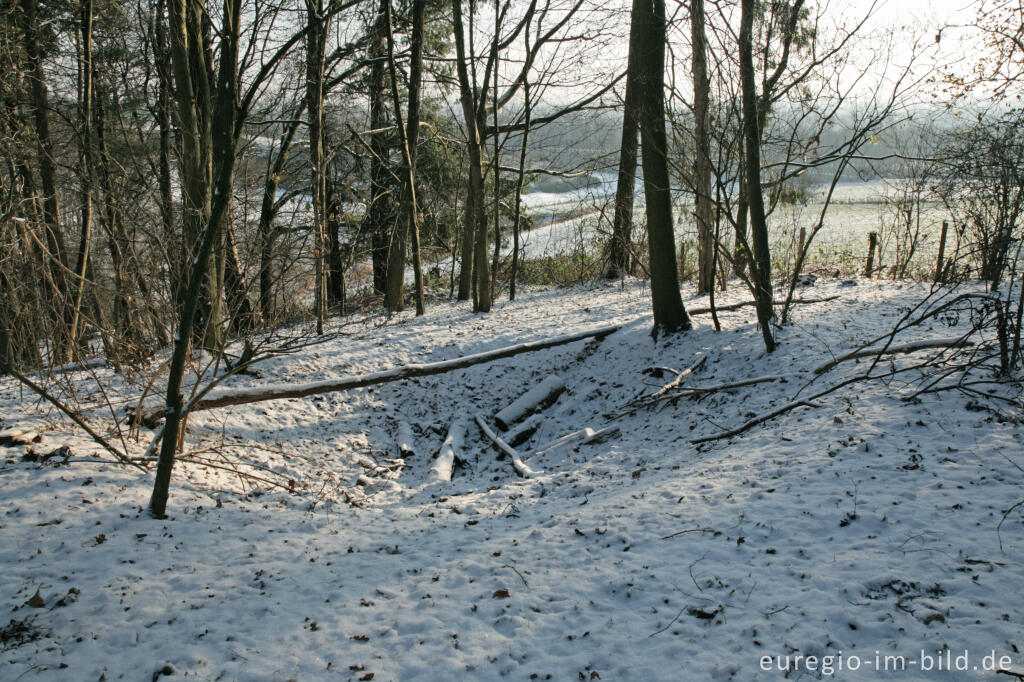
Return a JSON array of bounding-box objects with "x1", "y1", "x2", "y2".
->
[{"x1": 1, "y1": 278, "x2": 1022, "y2": 681}]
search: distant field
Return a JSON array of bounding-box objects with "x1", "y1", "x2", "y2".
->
[{"x1": 519, "y1": 179, "x2": 952, "y2": 279}]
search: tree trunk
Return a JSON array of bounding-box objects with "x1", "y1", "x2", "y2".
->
[
  {"x1": 364, "y1": 0, "x2": 391, "y2": 295},
  {"x1": 607, "y1": 70, "x2": 638, "y2": 280},
  {"x1": 384, "y1": 0, "x2": 426, "y2": 315},
  {"x1": 510, "y1": 60, "x2": 531, "y2": 301},
  {"x1": 144, "y1": 324, "x2": 621, "y2": 420},
  {"x1": 153, "y1": 0, "x2": 180, "y2": 312},
  {"x1": 257, "y1": 118, "x2": 300, "y2": 322},
  {"x1": 733, "y1": 173, "x2": 750, "y2": 277},
  {"x1": 739, "y1": 0, "x2": 775, "y2": 352},
  {"x1": 326, "y1": 180, "x2": 346, "y2": 312},
  {"x1": 222, "y1": 209, "x2": 258, "y2": 332},
  {"x1": 306, "y1": 0, "x2": 329, "y2": 332},
  {"x1": 21, "y1": 0, "x2": 73, "y2": 354},
  {"x1": 407, "y1": 0, "x2": 426, "y2": 318},
  {"x1": 150, "y1": 0, "x2": 242, "y2": 517},
  {"x1": 632, "y1": 0, "x2": 689, "y2": 336},
  {"x1": 690, "y1": 0, "x2": 714, "y2": 295},
  {"x1": 68, "y1": 0, "x2": 95, "y2": 362},
  {"x1": 94, "y1": 78, "x2": 143, "y2": 353},
  {"x1": 452, "y1": 0, "x2": 490, "y2": 311},
  {"x1": 489, "y1": 5, "x2": 501, "y2": 300}
]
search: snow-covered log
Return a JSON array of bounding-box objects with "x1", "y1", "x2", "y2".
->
[
  {"x1": 475, "y1": 415, "x2": 537, "y2": 477},
  {"x1": 396, "y1": 421, "x2": 416, "y2": 458},
  {"x1": 532, "y1": 426, "x2": 620, "y2": 458},
  {"x1": 504, "y1": 414, "x2": 541, "y2": 447},
  {"x1": 141, "y1": 324, "x2": 620, "y2": 422},
  {"x1": 431, "y1": 418, "x2": 465, "y2": 481},
  {"x1": 494, "y1": 375, "x2": 566, "y2": 431},
  {"x1": 0, "y1": 427, "x2": 41, "y2": 447}
]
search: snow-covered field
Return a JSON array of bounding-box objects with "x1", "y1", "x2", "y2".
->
[
  {"x1": 2, "y1": 279, "x2": 1022, "y2": 680},
  {"x1": 516, "y1": 180, "x2": 948, "y2": 274}
]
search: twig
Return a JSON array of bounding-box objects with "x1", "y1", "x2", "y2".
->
[
  {"x1": 691, "y1": 399, "x2": 820, "y2": 444},
  {"x1": 661, "y1": 527, "x2": 715, "y2": 540},
  {"x1": 610, "y1": 376, "x2": 782, "y2": 419},
  {"x1": 997, "y1": 498, "x2": 1024, "y2": 554},
  {"x1": 651, "y1": 356, "x2": 707, "y2": 398},
  {"x1": 647, "y1": 604, "x2": 688, "y2": 638},
  {"x1": 502, "y1": 564, "x2": 530, "y2": 588}
]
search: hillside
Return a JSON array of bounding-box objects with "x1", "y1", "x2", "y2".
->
[{"x1": 1, "y1": 279, "x2": 1022, "y2": 680}]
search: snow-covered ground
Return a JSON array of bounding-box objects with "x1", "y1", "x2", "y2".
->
[{"x1": 1, "y1": 279, "x2": 1022, "y2": 680}]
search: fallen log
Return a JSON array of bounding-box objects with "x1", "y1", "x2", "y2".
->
[
  {"x1": 532, "y1": 426, "x2": 620, "y2": 458},
  {"x1": 475, "y1": 414, "x2": 537, "y2": 477},
  {"x1": 141, "y1": 324, "x2": 621, "y2": 422},
  {"x1": 0, "y1": 427, "x2": 41, "y2": 447},
  {"x1": 494, "y1": 375, "x2": 566, "y2": 430},
  {"x1": 505, "y1": 414, "x2": 541, "y2": 447},
  {"x1": 431, "y1": 418, "x2": 465, "y2": 481},
  {"x1": 396, "y1": 421, "x2": 416, "y2": 458},
  {"x1": 813, "y1": 337, "x2": 974, "y2": 374},
  {"x1": 688, "y1": 295, "x2": 839, "y2": 316}
]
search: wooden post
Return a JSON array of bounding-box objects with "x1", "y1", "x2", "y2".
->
[
  {"x1": 865, "y1": 231, "x2": 877, "y2": 278},
  {"x1": 934, "y1": 221, "x2": 948, "y2": 283},
  {"x1": 795, "y1": 226, "x2": 807, "y2": 278}
]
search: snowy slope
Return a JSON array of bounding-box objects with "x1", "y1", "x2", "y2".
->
[{"x1": 1, "y1": 279, "x2": 1022, "y2": 681}]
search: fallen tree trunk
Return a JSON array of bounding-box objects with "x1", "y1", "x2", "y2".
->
[
  {"x1": 142, "y1": 324, "x2": 621, "y2": 422},
  {"x1": 494, "y1": 375, "x2": 565, "y2": 430},
  {"x1": 431, "y1": 418, "x2": 465, "y2": 481},
  {"x1": 688, "y1": 295, "x2": 839, "y2": 316},
  {"x1": 475, "y1": 414, "x2": 537, "y2": 477}
]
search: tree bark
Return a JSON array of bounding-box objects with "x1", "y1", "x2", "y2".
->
[
  {"x1": 690, "y1": 0, "x2": 714, "y2": 295},
  {"x1": 607, "y1": 71, "x2": 638, "y2": 280},
  {"x1": 68, "y1": 0, "x2": 95, "y2": 362},
  {"x1": 509, "y1": 55, "x2": 531, "y2": 300},
  {"x1": 153, "y1": 0, "x2": 180, "y2": 311},
  {"x1": 452, "y1": 0, "x2": 490, "y2": 311},
  {"x1": 364, "y1": 0, "x2": 391, "y2": 295},
  {"x1": 384, "y1": 0, "x2": 426, "y2": 314},
  {"x1": 257, "y1": 118, "x2": 301, "y2": 322},
  {"x1": 739, "y1": 0, "x2": 775, "y2": 352},
  {"x1": 306, "y1": 0, "x2": 329, "y2": 332},
  {"x1": 632, "y1": 0, "x2": 689, "y2": 336}
]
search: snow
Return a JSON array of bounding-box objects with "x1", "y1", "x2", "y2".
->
[{"x1": 1, "y1": 278, "x2": 1022, "y2": 680}]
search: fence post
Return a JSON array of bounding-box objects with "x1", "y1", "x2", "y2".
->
[
  {"x1": 865, "y1": 231, "x2": 878, "y2": 278},
  {"x1": 934, "y1": 221, "x2": 949, "y2": 283}
]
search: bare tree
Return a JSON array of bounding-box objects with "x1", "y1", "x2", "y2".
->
[{"x1": 633, "y1": 0, "x2": 690, "y2": 336}]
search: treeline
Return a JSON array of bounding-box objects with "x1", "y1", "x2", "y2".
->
[{"x1": 3, "y1": 0, "x2": 1022, "y2": 370}]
